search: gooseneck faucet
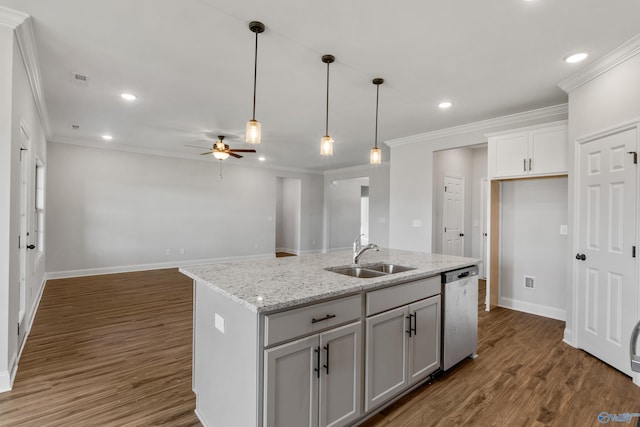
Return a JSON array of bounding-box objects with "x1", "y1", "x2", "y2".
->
[{"x1": 353, "y1": 233, "x2": 379, "y2": 264}]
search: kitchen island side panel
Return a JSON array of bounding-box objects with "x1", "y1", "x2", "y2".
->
[{"x1": 193, "y1": 279, "x2": 260, "y2": 427}]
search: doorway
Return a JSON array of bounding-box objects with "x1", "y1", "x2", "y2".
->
[{"x1": 275, "y1": 177, "x2": 302, "y2": 256}]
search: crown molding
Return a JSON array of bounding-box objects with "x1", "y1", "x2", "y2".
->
[
  {"x1": 0, "y1": 6, "x2": 28, "y2": 29},
  {"x1": 385, "y1": 104, "x2": 568, "y2": 147},
  {"x1": 323, "y1": 161, "x2": 390, "y2": 176},
  {"x1": 559, "y1": 33, "x2": 640, "y2": 93},
  {"x1": 14, "y1": 16, "x2": 52, "y2": 139}
]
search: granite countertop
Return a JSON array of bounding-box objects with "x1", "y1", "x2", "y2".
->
[{"x1": 179, "y1": 248, "x2": 479, "y2": 314}]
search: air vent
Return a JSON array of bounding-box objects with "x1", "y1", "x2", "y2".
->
[{"x1": 71, "y1": 72, "x2": 89, "y2": 86}]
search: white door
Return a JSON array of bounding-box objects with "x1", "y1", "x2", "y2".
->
[
  {"x1": 319, "y1": 322, "x2": 361, "y2": 427},
  {"x1": 576, "y1": 127, "x2": 637, "y2": 377},
  {"x1": 18, "y1": 146, "x2": 28, "y2": 346},
  {"x1": 443, "y1": 174, "x2": 464, "y2": 256},
  {"x1": 365, "y1": 305, "x2": 408, "y2": 412},
  {"x1": 480, "y1": 177, "x2": 488, "y2": 279},
  {"x1": 264, "y1": 335, "x2": 319, "y2": 427},
  {"x1": 408, "y1": 295, "x2": 441, "y2": 384}
]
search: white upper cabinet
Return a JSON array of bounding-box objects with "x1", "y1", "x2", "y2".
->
[{"x1": 488, "y1": 121, "x2": 568, "y2": 179}]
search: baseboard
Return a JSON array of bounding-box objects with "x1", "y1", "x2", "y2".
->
[
  {"x1": 45, "y1": 253, "x2": 276, "y2": 280},
  {"x1": 299, "y1": 249, "x2": 322, "y2": 255},
  {"x1": 0, "y1": 369, "x2": 11, "y2": 393},
  {"x1": 275, "y1": 247, "x2": 299, "y2": 255},
  {"x1": 499, "y1": 296, "x2": 566, "y2": 321},
  {"x1": 194, "y1": 409, "x2": 211, "y2": 427},
  {"x1": 563, "y1": 328, "x2": 576, "y2": 347}
]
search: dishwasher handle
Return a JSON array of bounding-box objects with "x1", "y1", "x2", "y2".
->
[{"x1": 632, "y1": 320, "x2": 640, "y2": 373}]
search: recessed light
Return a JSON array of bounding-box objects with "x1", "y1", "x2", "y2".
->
[
  {"x1": 120, "y1": 93, "x2": 137, "y2": 101},
  {"x1": 565, "y1": 52, "x2": 588, "y2": 64},
  {"x1": 258, "y1": 156, "x2": 266, "y2": 162},
  {"x1": 102, "y1": 135, "x2": 113, "y2": 141},
  {"x1": 438, "y1": 101, "x2": 453, "y2": 109}
]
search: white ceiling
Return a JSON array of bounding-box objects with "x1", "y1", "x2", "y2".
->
[{"x1": 2, "y1": 0, "x2": 640, "y2": 171}]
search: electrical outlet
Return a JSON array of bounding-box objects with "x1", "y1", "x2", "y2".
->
[{"x1": 524, "y1": 276, "x2": 535, "y2": 289}]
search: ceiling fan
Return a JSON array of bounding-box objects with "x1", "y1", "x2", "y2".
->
[{"x1": 187, "y1": 135, "x2": 256, "y2": 160}]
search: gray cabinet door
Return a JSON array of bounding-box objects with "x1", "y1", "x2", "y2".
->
[
  {"x1": 365, "y1": 305, "x2": 409, "y2": 412},
  {"x1": 319, "y1": 322, "x2": 361, "y2": 427},
  {"x1": 264, "y1": 335, "x2": 319, "y2": 427},
  {"x1": 408, "y1": 295, "x2": 441, "y2": 385}
]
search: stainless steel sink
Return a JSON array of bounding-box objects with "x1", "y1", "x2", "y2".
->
[
  {"x1": 326, "y1": 263, "x2": 415, "y2": 278},
  {"x1": 325, "y1": 266, "x2": 387, "y2": 278}
]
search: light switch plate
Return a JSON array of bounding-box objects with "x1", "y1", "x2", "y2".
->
[{"x1": 215, "y1": 313, "x2": 225, "y2": 333}]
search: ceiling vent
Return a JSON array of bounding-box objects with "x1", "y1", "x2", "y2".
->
[{"x1": 71, "y1": 72, "x2": 89, "y2": 86}]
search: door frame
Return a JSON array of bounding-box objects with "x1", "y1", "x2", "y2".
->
[{"x1": 572, "y1": 120, "x2": 640, "y2": 385}]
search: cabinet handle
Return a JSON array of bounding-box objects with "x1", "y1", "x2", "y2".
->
[
  {"x1": 406, "y1": 315, "x2": 412, "y2": 337},
  {"x1": 314, "y1": 346, "x2": 321, "y2": 378},
  {"x1": 323, "y1": 343, "x2": 330, "y2": 375},
  {"x1": 529, "y1": 158, "x2": 532, "y2": 171},
  {"x1": 412, "y1": 313, "x2": 417, "y2": 336},
  {"x1": 523, "y1": 158, "x2": 526, "y2": 172},
  {"x1": 311, "y1": 314, "x2": 336, "y2": 324}
]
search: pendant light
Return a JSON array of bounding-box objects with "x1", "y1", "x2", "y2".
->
[
  {"x1": 213, "y1": 136, "x2": 229, "y2": 160},
  {"x1": 320, "y1": 55, "x2": 335, "y2": 156},
  {"x1": 246, "y1": 21, "x2": 265, "y2": 144},
  {"x1": 370, "y1": 78, "x2": 384, "y2": 165}
]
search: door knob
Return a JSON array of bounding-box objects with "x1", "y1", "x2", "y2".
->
[
  {"x1": 575, "y1": 253, "x2": 586, "y2": 261},
  {"x1": 459, "y1": 233, "x2": 464, "y2": 237},
  {"x1": 27, "y1": 244, "x2": 36, "y2": 250}
]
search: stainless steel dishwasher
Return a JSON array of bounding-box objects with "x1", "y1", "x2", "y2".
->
[{"x1": 441, "y1": 265, "x2": 479, "y2": 371}]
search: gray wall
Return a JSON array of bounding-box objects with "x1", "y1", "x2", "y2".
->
[
  {"x1": 328, "y1": 177, "x2": 368, "y2": 250},
  {"x1": 500, "y1": 177, "x2": 568, "y2": 320},
  {"x1": 46, "y1": 142, "x2": 324, "y2": 275},
  {"x1": 275, "y1": 177, "x2": 301, "y2": 254},
  {"x1": 471, "y1": 146, "x2": 488, "y2": 263}
]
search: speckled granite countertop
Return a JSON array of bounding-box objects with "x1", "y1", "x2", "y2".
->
[{"x1": 179, "y1": 249, "x2": 479, "y2": 314}]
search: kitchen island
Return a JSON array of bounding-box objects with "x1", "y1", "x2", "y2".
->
[{"x1": 180, "y1": 249, "x2": 478, "y2": 427}]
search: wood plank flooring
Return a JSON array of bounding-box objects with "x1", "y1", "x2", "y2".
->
[
  {"x1": 1, "y1": 271, "x2": 639, "y2": 426},
  {"x1": 0, "y1": 269, "x2": 199, "y2": 426}
]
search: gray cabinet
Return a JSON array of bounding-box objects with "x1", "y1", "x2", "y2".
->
[
  {"x1": 264, "y1": 321, "x2": 361, "y2": 427},
  {"x1": 365, "y1": 294, "x2": 441, "y2": 412}
]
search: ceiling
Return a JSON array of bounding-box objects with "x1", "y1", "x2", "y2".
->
[{"x1": 2, "y1": 0, "x2": 640, "y2": 171}]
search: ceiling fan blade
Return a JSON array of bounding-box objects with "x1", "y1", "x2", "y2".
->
[
  {"x1": 229, "y1": 152, "x2": 243, "y2": 159},
  {"x1": 200, "y1": 152, "x2": 213, "y2": 155},
  {"x1": 228, "y1": 149, "x2": 257, "y2": 153}
]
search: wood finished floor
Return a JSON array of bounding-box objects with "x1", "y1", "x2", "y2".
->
[{"x1": 1, "y1": 271, "x2": 639, "y2": 426}]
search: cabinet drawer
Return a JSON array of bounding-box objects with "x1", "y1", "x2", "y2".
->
[
  {"x1": 366, "y1": 276, "x2": 440, "y2": 317},
  {"x1": 264, "y1": 295, "x2": 362, "y2": 347}
]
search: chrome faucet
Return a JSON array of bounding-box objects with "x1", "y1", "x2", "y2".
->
[{"x1": 352, "y1": 233, "x2": 379, "y2": 264}]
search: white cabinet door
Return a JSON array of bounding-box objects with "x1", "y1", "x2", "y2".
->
[
  {"x1": 491, "y1": 132, "x2": 528, "y2": 178},
  {"x1": 408, "y1": 295, "x2": 441, "y2": 385},
  {"x1": 319, "y1": 322, "x2": 361, "y2": 427},
  {"x1": 529, "y1": 126, "x2": 567, "y2": 175},
  {"x1": 365, "y1": 305, "x2": 409, "y2": 412},
  {"x1": 264, "y1": 335, "x2": 319, "y2": 427}
]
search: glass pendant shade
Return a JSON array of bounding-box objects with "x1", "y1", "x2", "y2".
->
[
  {"x1": 370, "y1": 147, "x2": 382, "y2": 165},
  {"x1": 213, "y1": 151, "x2": 230, "y2": 160},
  {"x1": 320, "y1": 135, "x2": 334, "y2": 156},
  {"x1": 246, "y1": 119, "x2": 261, "y2": 144}
]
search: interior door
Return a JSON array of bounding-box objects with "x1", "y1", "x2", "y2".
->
[
  {"x1": 443, "y1": 174, "x2": 464, "y2": 256},
  {"x1": 576, "y1": 127, "x2": 637, "y2": 376},
  {"x1": 18, "y1": 146, "x2": 28, "y2": 347}
]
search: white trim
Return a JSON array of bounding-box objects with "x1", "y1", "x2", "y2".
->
[
  {"x1": 575, "y1": 119, "x2": 640, "y2": 145},
  {"x1": 0, "y1": 6, "x2": 28, "y2": 29},
  {"x1": 385, "y1": 104, "x2": 568, "y2": 147},
  {"x1": 14, "y1": 17, "x2": 51, "y2": 138},
  {"x1": 499, "y1": 296, "x2": 566, "y2": 321},
  {"x1": 563, "y1": 328, "x2": 575, "y2": 347},
  {"x1": 559, "y1": 33, "x2": 640, "y2": 93},
  {"x1": 45, "y1": 253, "x2": 276, "y2": 280},
  {"x1": 485, "y1": 120, "x2": 567, "y2": 138},
  {"x1": 323, "y1": 161, "x2": 390, "y2": 176},
  {"x1": 299, "y1": 249, "x2": 323, "y2": 255}
]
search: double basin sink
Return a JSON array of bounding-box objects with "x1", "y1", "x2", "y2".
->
[{"x1": 326, "y1": 262, "x2": 416, "y2": 278}]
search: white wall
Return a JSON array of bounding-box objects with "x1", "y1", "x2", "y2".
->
[
  {"x1": 499, "y1": 177, "x2": 568, "y2": 320},
  {"x1": 275, "y1": 177, "x2": 301, "y2": 254},
  {"x1": 471, "y1": 146, "x2": 488, "y2": 263},
  {"x1": 328, "y1": 177, "x2": 368, "y2": 250},
  {"x1": 388, "y1": 107, "x2": 568, "y2": 253},
  {"x1": 323, "y1": 163, "x2": 390, "y2": 252},
  {"x1": 564, "y1": 49, "x2": 640, "y2": 346},
  {"x1": 1, "y1": 23, "x2": 48, "y2": 391},
  {"x1": 46, "y1": 142, "x2": 324, "y2": 275}
]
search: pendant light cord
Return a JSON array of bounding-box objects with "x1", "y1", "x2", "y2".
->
[
  {"x1": 325, "y1": 61, "x2": 330, "y2": 136},
  {"x1": 252, "y1": 31, "x2": 258, "y2": 121},
  {"x1": 374, "y1": 83, "x2": 380, "y2": 149}
]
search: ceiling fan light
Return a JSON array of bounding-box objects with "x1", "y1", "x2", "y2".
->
[
  {"x1": 370, "y1": 147, "x2": 382, "y2": 165},
  {"x1": 246, "y1": 119, "x2": 261, "y2": 144},
  {"x1": 213, "y1": 151, "x2": 230, "y2": 160},
  {"x1": 320, "y1": 135, "x2": 334, "y2": 156}
]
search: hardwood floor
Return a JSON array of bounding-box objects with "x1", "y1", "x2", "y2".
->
[
  {"x1": 1, "y1": 271, "x2": 638, "y2": 426},
  {"x1": 0, "y1": 269, "x2": 199, "y2": 426},
  {"x1": 275, "y1": 252, "x2": 296, "y2": 258}
]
